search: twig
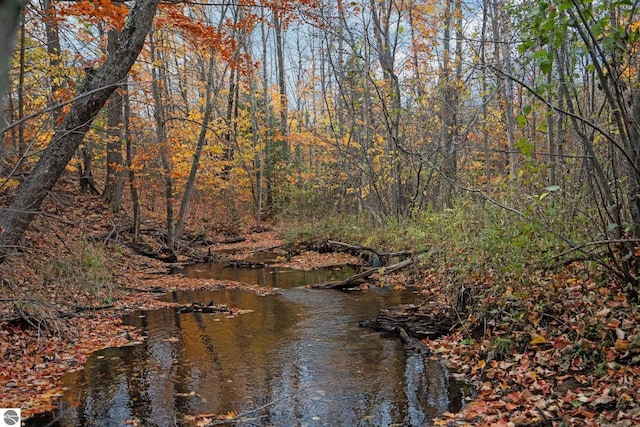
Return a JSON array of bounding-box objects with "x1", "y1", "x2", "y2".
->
[
  {"x1": 41, "y1": 213, "x2": 75, "y2": 256},
  {"x1": 546, "y1": 239, "x2": 640, "y2": 263}
]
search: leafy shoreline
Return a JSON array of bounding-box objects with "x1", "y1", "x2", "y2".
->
[{"x1": 1, "y1": 190, "x2": 639, "y2": 423}]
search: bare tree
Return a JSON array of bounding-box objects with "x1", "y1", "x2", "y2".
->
[
  {"x1": 148, "y1": 29, "x2": 176, "y2": 251},
  {"x1": 102, "y1": 29, "x2": 125, "y2": 212},
  {"x1": 174, "y1": 54, "x2": 216, "y2": 240}
]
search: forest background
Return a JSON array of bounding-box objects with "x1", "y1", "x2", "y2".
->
[
  {"x1": 2, "y1": 0, "x2": 640, "y2": 424},
  {"x1": 2, "y1": 0, "x2": 640, "y2": 278}
]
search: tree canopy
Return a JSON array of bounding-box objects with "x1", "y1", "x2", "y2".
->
[{"x1": 1, "y1": 0, "x2": 640, "y2": 283}]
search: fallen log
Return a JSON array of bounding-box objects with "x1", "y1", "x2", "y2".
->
[
  {"x1": 226, "y1": 260, "x2": 266, "y2": 269},
  {"x1": 177, "y1": 302, "x2": 252, "y2": 315},
  {"x1": 311, "y1": 255, "x2": 421, "y2": 290},
  {"x1": 360, "y1": 302, "x2": 457, "y2": 341},
  {"x1": 177, "y1": 302, "x2": 232, "y2": 314},
  {"x1": 399, "y1": 327, "x2": 432, "y2": 354},
  {"x1": 220, "y1": 236, "x2": 246, "y2": 244},
  {"x1": 325, "y1": 240, "x2": 414, "y2": 267}
]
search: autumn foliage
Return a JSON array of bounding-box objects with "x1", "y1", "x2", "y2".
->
[{"x1": 2, "y1": 0, "x2": 640, "y2": 424}]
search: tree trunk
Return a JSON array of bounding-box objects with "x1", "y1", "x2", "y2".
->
[
  {"x1": 17, "y1": 12, "x2": 25, "y2": 156},
  {"x1": 0, "y1": 0, "x2": 24, "y2": 118},
  {"x1": 439, "y1": 0, "x2": 457, "y2": 208},
  {"x1": 78, "y1": 138, "x2": 99, "y2": 195},
  {"x1": 149, "y1": 31, "x2": 175, "y2": 251},
  {"x1": 490, "y1": 0, "x2": 517, "y2": 179},
  {"x1": 174, "y1": 54, "x2": 216, "y2": 240},
  {"x1": 0, "y1": 0, "x2": 159, "y2": 253},
  {"x1": 273, "y1": 11, "x2": 289, "y2": 161},
  {"x1": 369, "y1": 0, "x2": 403, "y2": 218},
  {"x1": 480, "y1": 0, "x2": 491, "y2": 189},
  {"x1": 102, "y1": 29, "x2": 125, "y2": 212},
  {"x1": 260, "y1": 9, "x2": 274, "y2": 212},
  {"x1": 41, "y1": 0, "x2": 62, "y2": 125},
  {"x1": 123, "y1": 81, "x2": 140, "y2": 241},
  {"x1": 545, "y1": 69, "x2": 556, "y2": 186},
  {"x1": 248, "y1": 60, "x2": 264, "y2": 224},
  {"x1": 222, "y1": 64, "x2": 238, "y2": 179}
]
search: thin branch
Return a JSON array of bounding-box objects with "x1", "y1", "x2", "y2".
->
[
  {"x1": 204, "y1": 381, "x2": 333, "y2": 426},
  {"x1": 487, "y1": 65, "x2": 640, "y2": 178},
  {"x1": 547, "y1": 239, "x2": 640, "y2": 262},
  {"x1": 0, "y1": 79, "x2": 128, "y2": 135}
]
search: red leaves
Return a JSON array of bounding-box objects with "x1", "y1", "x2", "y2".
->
[
  {"x1": 0, "y1": 315, "x2": 140, "y2": 418},
  {"x1": 425, "y1": 270, "x2": 640, "y2": 426}
]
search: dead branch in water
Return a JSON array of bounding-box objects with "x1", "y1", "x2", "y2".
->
[{"x1": 311, "y1": 255, "x2": 422, "y2": 290}]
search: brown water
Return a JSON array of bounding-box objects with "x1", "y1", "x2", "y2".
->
[{"x1": 28, "y1": 261, "x2": 466, "y2": 426}]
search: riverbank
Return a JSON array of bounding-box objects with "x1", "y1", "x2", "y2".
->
[
  {"x1": 386, "y1": 266, "x2": 640, "y2": 426},
  {"x1": 0, "y1": 203, "x2": 362, "y2": 418},
  {"x1": 6, "y1": 228, "x2": 640, "y2": 425},
  {"x1": 2, "y1": 179, "x2": 640, "y2": 424}
]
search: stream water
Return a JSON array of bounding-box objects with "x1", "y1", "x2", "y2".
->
[{"x1": 29, "y1": 257, "x2": 466, "y2": 426}]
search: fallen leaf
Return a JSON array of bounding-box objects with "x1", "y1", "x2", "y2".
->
[
  {"x1": 615, "y1": 339, "x2": 628, "y2": 351},
  {"x1": 530, "y1": 335, "x2": 547, "y2": 345}
]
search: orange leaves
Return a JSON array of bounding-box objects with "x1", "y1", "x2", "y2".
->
[
  {"x1": 59, "y1": 0, "x2": 128, "y2": 32},
  {"x1": 425, "y1": 268, "x2": 640, "y2": 426},
  {"x1": 0, "y1": 315, "x2": 140, "y2": 418},
  {"x1": 156, "y1": 5, "x2": 251, "y2": 70},
  {"x1": 158, "y1": 5, "x2": 224, "y2": 46}
]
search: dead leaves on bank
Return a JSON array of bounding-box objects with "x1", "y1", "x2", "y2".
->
[
  {"x1": 0, "y1": 313, "x2": 141, "y2": 418},
  {"x1": 0, "y1": 275, "x2": 270, "y2": 418},
  {"x1": 426, "y1": 269, "x2": 640, "y2": 426}
]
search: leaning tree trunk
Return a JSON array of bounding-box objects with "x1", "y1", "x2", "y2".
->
[
  {"x1": 0, "y1": 0, "x2": 158, "y2": 253},
  {"x1": 174, "y1": 54, "x2": 216, "y2": 240}
]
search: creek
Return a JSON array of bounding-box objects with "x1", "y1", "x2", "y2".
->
[{"x1": 29, "y1": 254, "x2": 466, "y2": 426}]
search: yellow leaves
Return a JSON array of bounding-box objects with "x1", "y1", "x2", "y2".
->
[
  {"x1": 0, "y1": 178, "x2": 21, "y2": 190},
  {"x1": 614, "y1": 339, "x2": 629, "y2": 351},
  {"x1": 529, "y1": 335, "x2": 547, "y2": 346}
]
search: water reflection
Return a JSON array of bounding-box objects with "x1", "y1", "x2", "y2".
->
[
  {"x1": 29, "y1": 263, "x2": 465, "y2": 426},
  {"x1": 172, "y1": 261, "x2": 356, "y2": 289}
]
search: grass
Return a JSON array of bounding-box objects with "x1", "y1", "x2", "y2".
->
[
  {"x1": 40, "y1": 238, "x2": 121, "y2": 306},
  {"x1": 280, "y1": 195, "x2": 586, "y2": 283}
]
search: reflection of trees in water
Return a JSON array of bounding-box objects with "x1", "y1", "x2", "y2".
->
[
  {"x1": 44, "y1": 285, "x2": 464, "y2": 426},
  {"x1": 168, "y1": 290, "x2": 300, "y2": 417}
]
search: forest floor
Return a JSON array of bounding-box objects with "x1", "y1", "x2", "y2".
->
[
  {"x1": 402, "y1": 268, "x2": 640, "y2": 426},
  {"x1": 1, "y1": 176, "x2": 640, "y2": 425}
]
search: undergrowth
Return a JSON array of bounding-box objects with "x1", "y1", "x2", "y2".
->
[
  {"x1": 280, "y1": 196, "x2": 588, "y2": 283},
  {"x1": 1, "y1": 237, "x2": 123, "y2": 335}
]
